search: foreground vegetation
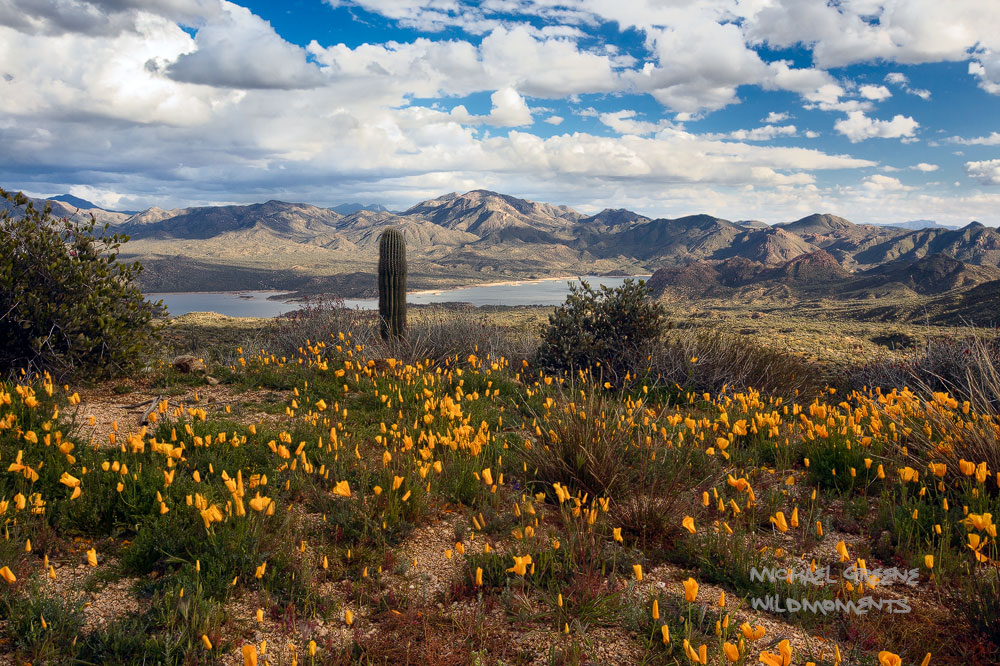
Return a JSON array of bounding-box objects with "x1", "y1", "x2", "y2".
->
[{"x1": 2, "y1": 295, "x2": 999, "y2": 665}]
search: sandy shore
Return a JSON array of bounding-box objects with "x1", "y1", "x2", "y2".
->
[{"x1": 405, "y1": 273, "x2": 652, "y2": 297}]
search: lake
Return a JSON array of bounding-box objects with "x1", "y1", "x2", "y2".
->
[{"x1": 148, "y1": 275, "x2": 652, "y2": 318}]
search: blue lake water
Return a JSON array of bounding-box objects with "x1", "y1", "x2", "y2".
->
[{"x1": 149, "y1": 275, "x2": 652, "y2": 318}]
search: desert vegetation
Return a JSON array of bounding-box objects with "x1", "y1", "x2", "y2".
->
[{"x1": 2, "y1": 201, "x2": 999, "y2": 666}]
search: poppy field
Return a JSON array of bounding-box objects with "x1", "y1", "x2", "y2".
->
[{"x1": 1, "y1": 318, "x2": 999, "y2": 666}]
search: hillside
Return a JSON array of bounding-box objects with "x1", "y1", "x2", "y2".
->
[{"x1": 4, "y1": 188, "x2": 1000, "y2": 298}]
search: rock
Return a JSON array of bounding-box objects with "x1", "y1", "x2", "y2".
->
[
  {"x1": 172, "y1": 355, "x2": 206, "y2": 374},
  {"x1": 205, "y1": 375, "x2": 220, "y2": 385}
]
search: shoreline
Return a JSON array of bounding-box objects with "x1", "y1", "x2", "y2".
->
[
  {"x1": 147, "y1": 274, "x2": 654, "y2": 301},
  {"x1": 405, "y1": 273, "x2": 652, "y2": 297}
]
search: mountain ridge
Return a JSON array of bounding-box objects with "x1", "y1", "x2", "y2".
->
[{"x1": 4, "y1": 188, "x2": 1000, "y2": 302}]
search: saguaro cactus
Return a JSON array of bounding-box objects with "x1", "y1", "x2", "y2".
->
[{"x1": 378, "y1": 227, "x2": 407, "y2": 340}]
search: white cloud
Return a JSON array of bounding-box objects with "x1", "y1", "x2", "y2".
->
[
  {"x1": 627, "y1": 18, "x2": 769, "y2": 113},
  {"x1": 862, "y1": 174, "x2": 911, "y2": 192},
  {"x1": 951, "y1": 131, "x2": 1000, "y2": 146},
  {"x1": 303, "y1": 24, "x2": 621, "y2": 103},
  {"x1": 744, "y1": 0, "x2": 1000, "y2": 68},
  {"x1": 544, "y1": 115, "x2": 563, "y2": 125},
  {"x1": 970, "y1": 49, "x2": 1000, "y2": 94},
  {"x1": 966, "y1": 159, "x2": 1000, "y2": 185},
  {"x1": 859, "y1": 84, "x2": 891, "y2": 100},
  {"x1": 883, "y1": 72, "x2": 932, "y2": 99},
  {"x1": 483, "y1": 87, "x2": 532, "y2": 126},
  {"x1": 0, "y1": 0, "x2": 220, "y2": 36},
  {"x1": 3, "y1": 0, "x2": 999, "y2": 227},
  {"x1": 598, "y1": 110, "x2": 668, "y2": 136},
  {"x1": 911, "y1": 162, "x2": 939, "y2": 172},
  {"x1": 162, "y1": 2, "x2": 324, "y2": 89},
  {"x1": 834, "y1": 111, "x2": 919, "y2": 143},
  {"x1": 705, "y1": 125, "x2": 798, "y2": 141}
]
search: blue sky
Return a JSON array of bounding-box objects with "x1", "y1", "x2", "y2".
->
[{"x1": 1, "y1": 0, "x2": 999, "y2": 225}]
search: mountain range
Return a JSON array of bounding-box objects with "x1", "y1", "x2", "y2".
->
[{"x1": 4, "y1": 188, "x2": 999, "y2": 323}]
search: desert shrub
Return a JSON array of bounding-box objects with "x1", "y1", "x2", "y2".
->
[
  {"x1": 846, "y1": 327, "x2": 1000, "y2": 408},
  {"x1": 265, "y1": 298, "x2": 537, "y2": 365},
  {"x1": 650, "y1": 328, "x2": 824, "y2": 399},
  {"x1": 0, "y1": 189, "x2": 161, "y2": 379},
  {"x1": 3, "y1": 581, "x2": 85, "y2": 665},
  {"x1": 536, "y1": 279, "x2": 665, "y2": 383},
  {"x1": 514, "y1": 384, "x2": 712, "y2": 547}
]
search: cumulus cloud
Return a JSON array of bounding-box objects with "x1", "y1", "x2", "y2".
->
[
  {"x1": 969, "y1": 50, "x2": 1000, "y2": 94},
  {"x1": 303, "y1": 25, "x2": 620, "y2": 103},
  {"x1": 744, "y1": 0, "x2": 1000, "y2": 67},
  {"x1": 3, "y1": 0, "x2": 998, "y2": 225},
  {"x1": 862, "y1": 174, "x2": 911, "y2": 191},
  {"x1": 446, "y1": 88, "x2": 533, "y2": 127},
  {"x1": 627, "y1": 19, "x2": 768, "y2": 113},
  {"x1": 483, "y1": 87, "x2": 532, "y2": 126},
  {"x1": 598, "y1": 110, "x2": 668, "y2": 136},
  {"x1": 704, "y1": 125, "x2": 798, "y2": 141},
  {"x1": 834, "y1": 111, "x2": 919, "y2": 143},
  {"x1": 859, "y1": 84, "x2": 891, "y2": 100},
  {"x1": 884, "y1": 72, "x2": 931, "y2": 99},
  {"x1": 163, "y1": 2, "x2": 324, "y2": 89},
  {"x1": 966, "y1": 159, "x2": 1000, "y2": 185},
  {"x1": 0, "y1": 0, "x2": 219, "y2": 36},
  {"x1": 951, "y1": 131, "x2": 1000, "y2": 146},
  {"x1": 911, "y1": 163, "x2": 939, "y2": 172}
]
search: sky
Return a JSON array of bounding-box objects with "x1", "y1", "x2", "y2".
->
[{"x1": 2, "y1": 0, "x2": 1000, "y2": 225}]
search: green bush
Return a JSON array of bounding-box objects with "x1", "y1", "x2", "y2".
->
[
  {"x1": 0, "y1": 189, "x2": 162, "y2": 379},
  {"x1": 535, "y1": 279, "x2": 665, "y2": 382}
]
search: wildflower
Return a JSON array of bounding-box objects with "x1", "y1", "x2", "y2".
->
[
  {"x1": 613, "y1": 527, "x2": 623, "y2": 542},
  {"x1": 633, "y1": 564, "x2": 643, "y2": 582},
  {"x1": 87, "y1": 548, "x2": 98, "y2": 567},
  {"x1": 723, "y1": 642, "x2": 740, "y2": 662},
  {"x1": 682, "y1": 516, "x2": 696, "y2": 534},
  {"x1": 332, "y1": 480, "x2": 351, "y2": 497},
  {"x1": 770, "y1": 511, "x2": 789, "y2": 533},
  {"x1": 759, "y1": 640, "x2": 792, "y2": 666},
  {"x1": 0, "y1": 566, "x2": 15, "y2": 584},
  {"x1": 507, "y1": 554, "x2": 532, "y2": 576},
  {"x1": 683, "y1": 577, "x2": 698, "y2": 602},
  {"x1": 660, "y1": 624, "x2": 670, "y2": 644},
  {"x1": 878, "y1": 652, "x2": 902, "y2": 666},
  {"x1": 345, "y1": 609, "x2": 354, "y2": 625},
  {"x1": 242, "y1": 644, "x2": 258, "y2": 666},
  {"x1": 201, "y1": 635, "x2": 213, "y2": 650},
  {"x1": 59, "y1": 472, "x2": 81, "y2": 488},
  {"x1": 836, "y1": 540, "x2": 849, "y2": 562},
  {"x1": 651, "y1": 598, "x2": 659, "y2": 619},
  {"x1": 925, "y1": 554, "x2": 934, "y2": 569}
]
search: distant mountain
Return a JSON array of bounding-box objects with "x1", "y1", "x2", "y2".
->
[
  {"x1": 648, "y1": 251, "x2": 1000, "y2": 302},
  {"x1": 777, "y1": 213, "x2": 855, "y2": 235},
  {"x1": 877, "y1": 220, "x2": 960, "y2": 231},
  {"x1": 329, "y1": 202, "x2": 390, "y2": 215},
  {"x1": 48, "y1": 194, "x2": 138, "y2": 215},
  {"x1": 403, "y1": 189, "x2": 582, "y2": 236},
  {"x1": 123, "y1": 200, "x2": 345, "y2": 240},
  {"x1": 0, "y1": 192, "x2": 131, "y2": 226},
  {"x1": 9, "y1": 185, "x2": 1000, "y2": 299}
]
